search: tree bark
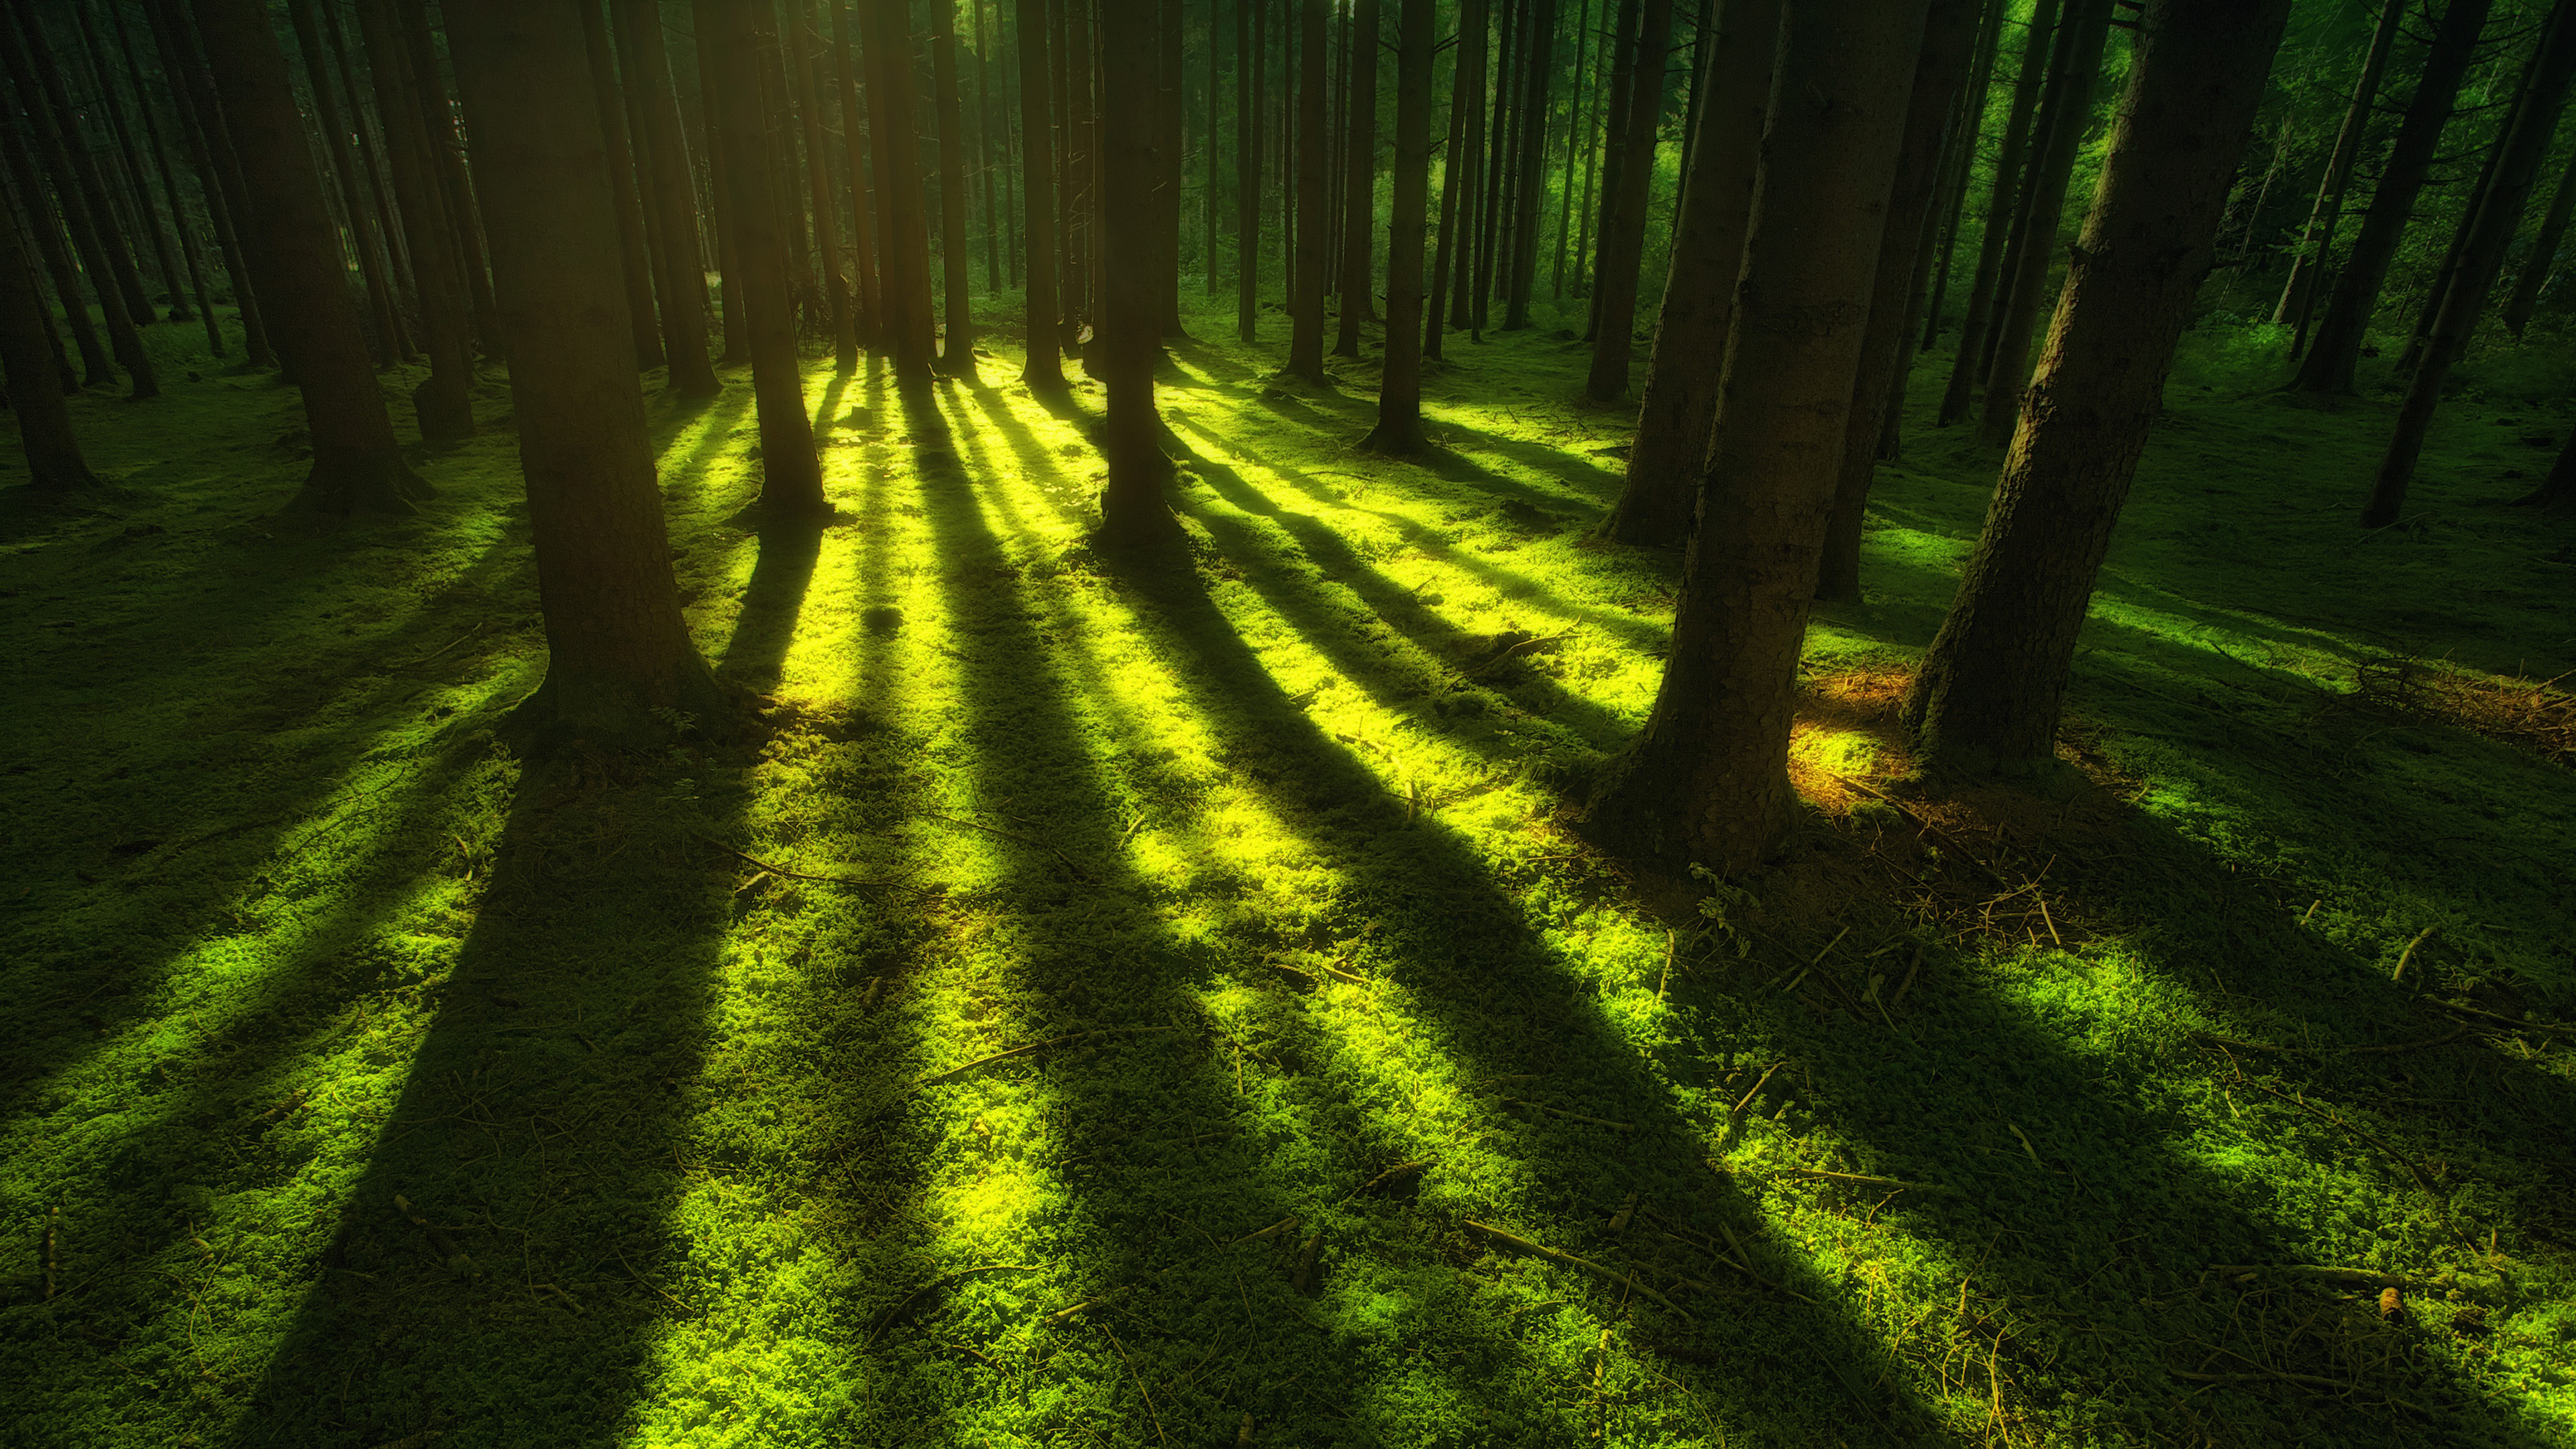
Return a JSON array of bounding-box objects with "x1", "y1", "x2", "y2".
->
[
  {"x1": 1097, "y1": 0, "x2": 1179, "y2": 545},
  {"x1": 356, "y1": 0, "x2": 473, "y2": 441},
  {"x1": 1470, "y1": 0, "x2": 1515, "y2": 335},
  {"x1": 102, "y1": 0, "x2": 221, "y2": 354},
  {"x1": 1158, "y1": 0, "x2": 1187, "y2": 333},
  {"x1": 1905, "y1": 0, "x2": 2293, "y2": 778},
  {"x1": 1918, "y1": 0, "x2": 1999, "y2": 356},
  {"x1": 864, "y1": 0, "x2": 936, "y2": 386},
  {"x1": 2361, "y1": 0, "x2": 2576, "y2": 529},
  {"x1": 1815, "y1": 0, "x2": 1981, "y2": 600},
  {"x1": 285, "y1": 0, "x2": 402, "y2": 367},
  {"x1": 617, "y1": 0, "x2": 720, "y2": 398},
  {"x1": 0, "y1": 196, "x2": 97, "y2": 487},
  {"x1": 572, "y1": 0, "x2": 663, "y2": 370},
  {"x1": 1017, "y1": 0, "x2": 1065, "y2": 387},
  {"x1": 146, "y1": 0, "x2": 272, "y2": 366},
  {"x1": 696, "y1": 0, "x2": 828, "y2": 513},
  {"x1": 1437, "y1": 0, "x2": 1489, "y2": 341},
  {"x1": 2292, "y1": 0, "x2": 2490, "y2": 395},
  {"x1": 1362, "y1": 0, "x2": 1432, "y2": 452},
  {"x1": 1594, "y1": 0, "x2": 1776, "y2": 548},
  {"x1": 2272, "y1": 0, "x2": 2405, "y2": 341},
  {"x1": 3, "y1": 12, "x2": 155, "y2": 397},
  {"x1": 1502, "y1": 0, "x2": 1555, "y2": 330},
  {"x1": 1585, "y1": 0, "x2": 1637, "y2": 339},
  {"x1": 1933, "y1": 0, "x2": 2056, "y2": 425},
  {"x1": 0, "y1": 98, "x2": 113, "y2": 388},
  {"x1": 1285, "y1": 0, "x2": 1329, "y2": 379},
  {"x1": 1332, "y1": 0, "x2": 1379, "y2": 356},
  {"x1": 72, "y1": 1, "x2": 184, "y2": 323},
  {"x1": 194, "y1": 0, "x2": 425, "y2": 512},
  {"x1": 1585, "y1": 0, "x2": 1929, "y2": 876},
  {"x1": 933, "y1": 0, "x2": 978, "y2": 375},
  {"x1": 832, "y1": 0, "x2": 880, "y2": 350},
  {"x1": 398, "y1": 0, "x2": 500, "y2": 356},
  {"x1": 976, "y1": 0, "x2": 1004, "y2": 293},
  {"x1": 2502, "y1": 144, "x2": 2576, "y2": 338},
  {"x1": 444, "y1": 0, "x2": 723, "y2": 746},
  {"x1": 13, "y1": 9, "x2": 152, "y2": 328},
  {"x1": 1580, "y1": 0, "x2": 1672, "y2": 399},
  {"x1": 1238, "y1": 0, "x2": 1263, "y2": 340},
  {"x1": 783, "y1": 1, "x2": 846, "y2": 370}
]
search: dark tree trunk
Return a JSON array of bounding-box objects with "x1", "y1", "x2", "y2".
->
[
  {"x1": 194, "y1": 0, "x2": 424, "y2": 512},
  {"x1": 1207, "y1": 0, "x2": 1222, "y2": 297},
  {"x1": 1593, "y1": 0, "x2": 1776, "y2": 548},
  {"x1": 1332, "y1": 0, "x2": 1377, "y2": 356},
  {"x1": 444, "y1": 0, "x2": 723, "y2": 746},
  {"x1": 1972, "y1": 0, "x2": 2110, "y2": 447},
  {"x1": 696, "y1": 0, "x2": 827, "y2": 513},
  {"x1": 356, "y1": 0, "x2": 473, "y2": 441},
  {"x1": 833, "y1": 0, "x2": 881, "y2": 349},
  {"x1": 576, "y1": 0, "x2": 664, "y2": 370},
  {"x1": 72, "y1": 1, "x2": 183, "y2": 323},
  {"x1": 863, "y1": 0, "x2": 936, "y2": 386},
  {"x1": 2502, "y1": 145, "x2": 2576, "y2": 339},
  {"x1": 753, "y1": 17, "x2": 815, "y2": 331},
  {"x1": 1469, "y1": 0, "x2": 1515, "y2": 335},
  {"x1": 1815, "y1": 0, "x2": 1982, "y2": 601},
  {"x1": 1905, "y1": 0, "x2": 2293, "y2": 778},
  {"x1": 696, "y1": 27, "x2": 745, "y2": 364},
  {"x1": 1552, "y1": 0, "x2": 1592, "y2": 299},
  {"x1": 1017, "y1": 0, "x2": 1065, "y2": 387},
  {"x1": 146, "y1": 0, "x2": 268, "y2": 366},
  {"x1": 786, "y1": 1, "x2": 849, "y2": 370},
  {"x1": 1423, "y1": 0, "x2": 1472, "y2": 360},
  {"x1": 1580, "y1": 0, "x2": 1671, "y2": 400},
  {"x1": 2293, "y1": 0, "x2": 2490, "y2": 395},
  {"x1": 284, "y1": 0, "x2": 402, "y2": 368},
  {"x1": 3, "y1": 14, "x2": 156, "y2": 396},
  {"x1": 1157, "y1": 0, "x2": 1186, "y2": 333},
  {"x1": 103, "y1": 0, "x2": 221, "y2": 354},
  {"x1": 1934, "y1": 0, "x2": 2056, "y2": 425},
  {"x1": 1917, "y1": 0, "x2": 2000, "y2": 357},
  {"x1": 1063, "y1": 0, "x2": 1095, "y2": 350},
  {"x1": 933, "y1": 0, "x2": 978, "y2": 376},
  {"x1": 1438, "y1": 0, "x2": 1489, "y2": 339},
  {"x1": 0, "y1": 101, "x2": 112, "y2": 388},
  {"x1": 1097, "y1": 0, "x2": 1179, "y2": 545},
  {"x1": 618, "y1": 0, "x2": 720, "y2": 398},
  {"x1": 320, "y1": 0, "x2": 411, "y2": 299},
  {"x1": 975, "y1": 0, "x2": 1003, "y2": 294},
  {"x1": 0, "y1": 199, "x2": 97, "y2": 487},
  {"x1": 1585, "y1": 0, "x2": 1637, "y2": 340},
  {"x1": 1362, "y1": 0, "x2": 1431, "y2": 452},
  {"x1": 1584, "y1": 0, "x2": 1929, "y2": 876},
  {"x1": 1238, "y1": 0, "x2": 1262, "y2": 341},
  {"x1": 2518, "y1": 425, "x2": 2576, "y2": 506},
  {"x1": 13, "y1": 10, "x2": 152, "y2": 328},
  {"x1": 398, "y1": 0, "x2": 500, "y2": 356},
  {"x1": 2272, "y1": 0, "x2": 2405, "y2": 340},
  {"x1": 2361, "y1": 0, "x2": 2576, "y2": 529},
  {"x1": 1501, "y1": 0, "x2": 1554, "y2": 330},
  {"x1": 1284, "y1": 0, "x2": 1328, "y2": 379}
]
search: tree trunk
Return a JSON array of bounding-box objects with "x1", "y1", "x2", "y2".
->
[
  {"x1": 1470, "y1": 0, "x2": 1515, "y2": 335},
  {"x1": 751, "y1": 24, "x2": 816, "y2": 334},
  {"x1": 1158, "y1": 0, "x2": 1187, "y2": 334},
  {"x1": 0, "y1": 101, "x2": 113, "y2": 388},
  {"x1": 1238, "y1": 0, "x2": 1262, "y2": 340},
  {"x1": 72, "y1": 1, "x2": 184, "y2": 323},
  {"x1": 1442, "y1": 0, "x2": 1489, "y2": 335},
  {"x1": 13, "y1": 9, "x2": 152, "y2": 328},
  {"x1": 832, "y1": 0, "x2": 880, "y2": 347},
  {"x1": 1284, "y1": 0, "x2": 1329, "y2": 379},
  {"x1": 1502, "y1": 0, "x2": 1555, "y2": 330},
  {"x1": 2292, "y1": 0, "x2": 2490, "y2": 395},
  {"x1": 1584, "y1": 0, "x2": 1930, "y2": 877},
  {"x1": 1017, "y1": 0, "x2": 1065, "y2": 387},
  {"x1": 319, "y1": 0, "x2": 411, "y2": 300},
  {"x1": 398, "y1": 0, "x2": 500, "y2": 355},
  {"x1": 0, "y1": 199, "x2": 97, "y2": 487},
  {"x1": 194, "y1": 0, "x2": 425, "y2": 512},
  {"x1": 444, "y1": 0, "x2": 724, "y2": 746},
  {"x1": 1906, "y1": 0, "x2": 2293, "y2": 778},
  {"x1": 284, "y1": 0, "x2": 402, "y2": 368},
  {"x1": 1097, "y1": 0, "x2": 1179, "y2": 545},
  {"x1": 1593, "y1": 0, "x2": 1776, "y2": 548},
  {"x1": 1551, "y1": 0, "x2": 1592, "y2": 299},
  {"x1": 2502, "y1": 144, "x2": 2576, "y2": 338},
  {"x1": 618, "y1": 0, "x2": 720, "y2": 398},
  {"x1": 3, "y1": 13, "x2": 156, "y2": 396},
  {"x1": 1424, "y1": 0, "x2": 1474, "y2": 360},
  {"x1": 1362, "y1": 0, "x2": 1432, "y2": 453},
  {"x1": 696, "y1": 0, "x2": 828, "y2": 514},
  {"x1": 146, "y1": 0, "x2": 271, "y2": 366},
  {"x1": 2272, "y1": 0, "x2": 2405, "y2": 339},
  {"x1": 1918, "y1": 0, "x2": 1999, "y2": 356},
  {"x1": 2361, "y1": 0, "x2": 2576, "y2": 529},
  {"x1": 1585, "y1": 0, "x2": 1638, "y2": 339},
  {"x1": 2518, "y1": 426, "x2": 2576, "y2": 507},
  {"x1": 976, "y1": 0, "x2": 1004, "y2": 293},
  {"x1": 1933, "y1": 0, "x2": 2057, "y2": 425},
  {"x1": 1580, "y1": 0, "x2": 1672, "y2": 399},
  {"x1": 103, "y1": 0, "x2": 221, "y2": 354},
  {"x1": 576, "y1": 0, "x2": 664, "y2": 371},
  {"x1": 1332, "y1": 0, "x2": 1378, "y2": 356},
  {"x1": 932, "y1": 0, "x2": 978, "y2": 374},
  {"x1": 1207, "y1": 0, "x2": 1222, "y2": 297},
  {"x1": 864, "y1": 0, "x2": 937, "y2": 386},
  {"x1": 356, "y1": 0, "x2": 474, "y2": 441},
  {"x1": 1816, "y1": 0, "x2": 1982, "y2": 601},
  {"x1": 1065, "y1": 0, "x2": 1097, "y2": 352},
  {"x1": 1972, "y1": 0, "x2": 2111, "y2": 447},
  {"x1": 782, "y1": 2, "x2": 844, "y2": 371}
]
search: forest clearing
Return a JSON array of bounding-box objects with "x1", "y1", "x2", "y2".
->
[{"x1": 2, "y1": 0, "x2": 2573, "y2": 1446}]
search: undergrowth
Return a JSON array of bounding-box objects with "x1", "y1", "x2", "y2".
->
[{"x1": 2, "y1": 292, "x2": 2571, "y2": 1448}]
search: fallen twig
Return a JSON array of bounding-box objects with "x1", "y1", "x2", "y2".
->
[
  {"x1": 912, "y1": 1026, "x2": 1177, "y2": 1090},
  {"x1": 699, "y1": 837, "x2": 912, "y2": 890},
  {"x1": 2346, "y1": 1028, "x2": 2468, "y2": 1055},
  {"x1": 2389, "y1": 926, "x2": 2437, "y2": 983},
  {"x1": 2205, "y1": 1264, "x2": 2428, "y2": 1290},
  {"x1": 1503, "y1": 1098, "x2": 1635, "y2": 1132},
  {"x1": 868, "y1": 1263, "x2": 1039, "y2": 1343},
  {"x1": 2237, "y1": 1081, "x2": 2475, "y2": 1251},
  {"x1": 2428, "y1": 999, "x2": 2567, "y2": 1036},
  {"x1": 1460, "y1": 1220, "x2": 1690, "y2": 1320},
  {"x1": 929, "y1": 811, "x2": 1095, "y2": 880},
  {"x1": 1772, "y1": 1167, "x2": 1941, "y2": 1193}
]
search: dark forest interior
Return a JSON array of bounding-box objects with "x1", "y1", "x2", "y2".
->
[{"x1": 3, "y1": 0, "x2": 2573, "y2": 1444}]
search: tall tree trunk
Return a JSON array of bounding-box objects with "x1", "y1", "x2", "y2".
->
[
  {"x1": 1470, "y1": 0, "x2": 1516, "y2": 335},
  {"x1": 1207, "y1": 0, "x2": 1222, "y2": 297},
  {"x1": 1424, "y1": 0, "x2": 1476, "y2": 360},
  {"x1": 618, "y1": 0, "x2": 721, "y2": 398},
  {"x1": 15, "y1": 10, "x2": 152, "y2": 327},
  {"x1": 1502, "y1": 0, "x2": 1554, "y2": 329},
  {"x1": 1918, "y1": 0, "x2": 1999, "y2": 356},
  {"x1": 1158, "y1": 0, "x2": 1187, "y2": 333},
  {"x1": 444, "y1": 0, "x2": 723, "y2": 745},
  {"x1": 2272, "y1": 0, "x2": 2405, "y2": 339},
  {"x1": 933, "y1": 0, "x2": 978, "y2": 375},
  {"x1": 284, "y1": 0, "x2": 402, "y2": 367},
  {"x1": 1363, "y1": 0, "x2": 1432, "y2": 452},
  {"x1": 1585, "y1": 0, "x2": 1930, "y2": 876},
  {"x1": 398, "y1": 0, "x2": 500, "y2": 355},
  {"x1": 976, "y1": 0, "x2": 1004, "y2": 292},
  {"x1": 790, "y1": 0, "x2": 853, "y2": 370},
  {"x1": 696, "y1": 23, "x2": 745, "y2": 363},
  {"x1": 2, "y1": 15, "x2": 155, "y2": 396},
  {"x1": 1332, "y1": 0, "x2": 1378, "y2": 355},
  {"x1": 1580, "y1": 0, "x2": 1672, "y2": 399},
  {"x1": 1816, "y1": 0, "x2": 1980, "y2": 600},
  {"x1": 1442, "y1": 0, "x2": 1489, "y2": 334},
  {"x1": 2502, "y1": 144, "x2": 2576, "y2": 339},
  {"x1": 2292, "y1": 0, "x2": 2490, "y2": 395},
  {"x1": 103, "y1": 0, "x2": 220, "y2": 354},
  {"x1": 1972, "y1": 0, "x2": 2111, "y2": 447},
  {"x1": 2518, "y1": 425, "x2": 2576, "y2": 507},
  {"x1": 1552, "y1": 0, "x2": 1593, "y2": 299},
  {"x1": 864, "y1": 0, "x2": 936, "y2": 386},
  {"x1": 320, "y1": 0, "x2": 411, "y2": 298},
  {"x1": 194, "y1": 0, "x2": 425, "y2": 511},
  {"x1": 832, "y1": 0, "x2": 880, "y2": 347},
  {"x1": 1584, "y1": 0, "x2": 1638, "y2": 339},
  {"x1": 696, "y1": 0, "x2": 828, "y2": 512},
  {"x1": 1595, "y1": 0, "x2": 1776, "y2": 547},
  {"x1": 0, "y1": 198, "x2": 97, "y2": 486},
  {"x1": 356, "y1": 0, "x2": 473, "y2": 439},
  {"x1": 146, "y1": 0, "x2": 272, "y2": 365},
  {"x1": 577, "y1": 0, "x2": 665, "y2": 370},
  {"x1": 2361, "y1": 0, "x2": 2576, "y2": 528},
  {"x1": 1097, "y1": 0, "x2": 1179, "y2": 545},
  {"x1": 0, "y1": 103, "x2": 113, "y2": 387},
  {"x1": 1058, "y1": 0, "x2": 1092, "y2": 349},
  {"x1": 72, "y1": 1, "x2": 184, "y2": 323},
  {"x1": 1906, "y1": 0, "x2": 2292, "y2": 777},
  {"x1": 1238, "y1": 0, "x2": 1262, "y2": 339},
  {"x1": 1284, "y1": 0, "x2": 1329, "y2": 379},
  {"x1": 1934, "y1": 0, "x2": 2056, "y2": 425},
  {"x1": 1018, "y1": 0, "x2": 1065, "y2": 387}
]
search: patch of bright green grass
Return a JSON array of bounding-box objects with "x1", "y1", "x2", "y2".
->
[{"x1": 3, "y1": 293, "x2": 2570, "y2": 1447}]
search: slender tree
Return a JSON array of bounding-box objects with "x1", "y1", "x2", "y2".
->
[
  {"x1": 1585, "y1": 0, "x2": 1929, "y2": 875},
  {"x1": 866, "y1": 0, "x2": 936, "y2": 385},
  {"x1": 1552, "y1": 0, "x2": 1593, "y2": 299},
  {"x1": 1430, "y1": 0, "x2": 1487, "y2": 354},
  {"x1": 1018, "y1": 0, "x2": 1065, "y2": 388},
  {"x1": 444, "y1": 0, "x2": 724, "y2": 745},
  {"x1": 833, "y1": 0, "x2": 881, "y2": 348},
  {"x1": 356, "y1": 0, "x2": 473, "y2": 440},
  {"x1": 932, "y1": 0, "x2": 977, "y2": 376},
  {"x1": 1595, "y1": 0, "x2": 1778, "y2": 547},
  {"x1": 145, "y1": 0, "x2": 268, "y2": 366},
  {"x1": 0, "y1": 98, "x2": 113, "y2": 388},
  {"x1": 1906, "y1": 0, "x2": 2293, "y2": 777},
  {"x1": 1097, "y1": 0, "x2": 1179, "y2": 545},
  {"x1": 398, "y1": 0, "x2": 500, "y2": 354},
  {"x1": 72, "y1": 1, "x2": 184, "y2": 324},
  {"x1": 784, "y1": 1, "x2": 851, "y2": 370},
  {"x1": 103, "y1": 0, "x2": 221, "y2": 354},
  {"x1": 1581, "y1": 0, "x2": 1672, "y2": 399},
  {"x1": 285, "y1": 0, "x2": 403, "y2": 366},
  {"x1": 616, "y1": 0, "x2": 720, "y2": 398},
  {"x1": 1934, "y1": 0, "x2": 2057, "y2": 425},
  {"x1": 2, "y1": 16, "x2": 156, "y2": 397},
  {"x1": 2504, "y1": 146, "x2": 2576, "y2": 338},
  {"x1": 13, "y1": 10, "x2": 152, "y2": 327},
  {"x1": 1332, "y1": 0, "x2": 1379, "y2": 356},
  {"x1": 2271, "y1": 0, "x2": 2406, "y2": 343},
  {"x1": 1362, "y1": 0, "x2": 1432, "y2": 452},
  {"x1": 1238, "y1": 0, "x2": 1262, "y2": 340},
  {"x1": 2361, "y1": 0, "x2": 2576, "y2": 529},
  {"x1": 0, "y1": 195, "x2": 99, "y2": 488},
  {"x1": 570, "y1": 0, "x2": 663, "y2": 370},
  {"x1": 194, "y1": 0, "x2": 424, "y2": 512},
  {"x1": 1502, "y1": 0, "x2": 1555, "y2": 330},
  {"x1": 1285, "y1": 0, "x2": 1330, "y2": 380}
]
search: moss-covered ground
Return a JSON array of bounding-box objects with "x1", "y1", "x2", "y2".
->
[{"x1": 4, "y1": 295, "x2": 2572, "y2": 1448}]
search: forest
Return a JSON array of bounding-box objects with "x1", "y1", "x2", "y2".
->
[{"x1": 1, "y1": 0, "x2": 2572, "y2": 1442}]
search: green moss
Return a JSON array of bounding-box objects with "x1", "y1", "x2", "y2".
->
[{"x1": 3, "y1": 294, "x2": 2570, "y2": 1447}]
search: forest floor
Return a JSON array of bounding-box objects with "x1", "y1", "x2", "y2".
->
[{"x1": 3, "y1": 294, "x2": 2573, "y2": 1449}]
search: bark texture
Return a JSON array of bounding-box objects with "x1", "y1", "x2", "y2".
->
[
  {"x1": 1018, "y1": 0, "x2": 1065, "y2": 388},
  {"x1": 616, "y1": 0, "x2": 721, "y2": 398},
  {"x1": 1362, "y1": 0, "x2": 1433, "y2": 453},
  {"x1": 357, "y1": 0, "x2": 474, "y2": 441},
  {"x1": 1582, "y1": 0, "x2": 1674, "y2": 399},
  {"x1": 1285, "y1": 0, "x2": 1331, "y2": 380},
  {"x1": 1097, "y1": 0, "x2": 1181, "y2": 546},
  {"x1": 0, "y1": 196, "x2": 97, "y2": 488}
]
